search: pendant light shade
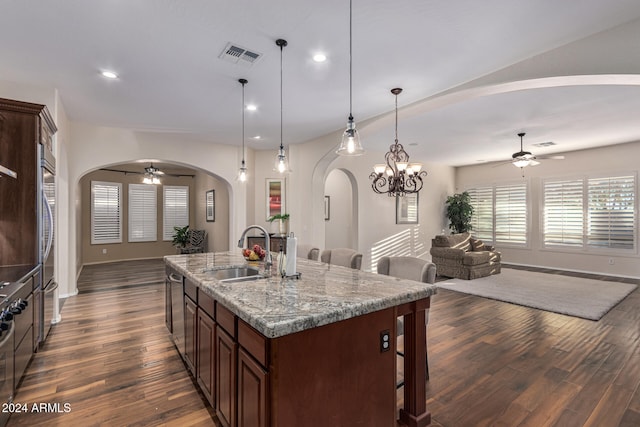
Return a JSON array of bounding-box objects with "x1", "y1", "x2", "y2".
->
[
  {"x1": 336, "y1": 0, "x2": 364, "y2": 156},
  {"x1": 238, "y1": 78, "x2": 248, "y2": 182},
  {"x1": 274, "y1": 38, "x2": 290, "y2": 174}
]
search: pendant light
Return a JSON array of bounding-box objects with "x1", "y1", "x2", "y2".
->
[
  {"x1": 238, "y1": 78, "x2": 248, "y2": 182},
  {"x1": 274, "y1": 38, "x2": 290, "y2": 174},
  {"x1": 336, "y1": 0, "x2": 364, "y2": 156},
  {"x1": 369, "y1": 88, "x2": 427, "y2": 196}
]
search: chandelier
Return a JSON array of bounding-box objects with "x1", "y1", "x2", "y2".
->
[
  {"x1": 274, "y1": 38, "x2": 290, "y2": 174},
  {"x1": 369, "y1": 88, "x2": 427, "y2": 196},
  {"x1": 238, "y1": 78, "x2": 248, "y2": 182}
]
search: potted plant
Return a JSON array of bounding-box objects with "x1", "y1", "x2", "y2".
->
[
  {"x1": 171, "y1": 225, "x2": 190, "y2": 250},
  {"x1": 267, "y1": 213, "x2": 290, "y2": 236},
  {"x1": 445, "y1": 192, "x2": 473, "y2": 234}
]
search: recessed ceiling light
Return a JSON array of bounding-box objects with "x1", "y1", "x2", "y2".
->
[
  {"x1": 408, "y1": 142, "x2": 418, "y2": 146},
  {"x1": 313, "y1": 53, "x2": 327, "y2": 63},
  {"x1": 101, "y1": 70, "x2": 118, "y2": 79},
  {"x1": 246, "y1": 104, "x2": 257, "y2": 111}
]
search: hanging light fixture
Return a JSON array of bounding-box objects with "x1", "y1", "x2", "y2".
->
[
  {"x1": 336, "y1": 0, "x2": 364, "y2": 156},
  {"x1": 274, "y1": 38, "x2": 290, "y2": 174},
  {"x1": 369, "y1": 88, "x2": 427, "y2": 196},
  {"x1": 238, "y1": 78, "x2": 248, "y2": 182},
  {"x1": 143, "y1": 163, "x2": 161, "y2": 185}
]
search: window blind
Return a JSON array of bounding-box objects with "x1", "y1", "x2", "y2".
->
[
  {"x1": 495, "y1": 183, "x2": 527, "y2": 244},
  {"x1": 91, "y1": 181, "x2": 122, "y2": 244},
  {"x1": 163, "y1": 185, "x2": 189, "y2": 241},
  {"x1": 129, "y1": 184, "x2": 157, "y2": 242},
  {"x1": 543, "y1": 179, "x2": 583, "y2": 247},
  {"x1": 587, "y1": 175, "x2": 635, "y2": 250},
  {"x1": 468, "y1": 186, "x2": 493, "y2": 241}
]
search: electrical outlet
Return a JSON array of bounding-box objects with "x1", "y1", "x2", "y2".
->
[
  {"x1": 102, "y1": 248, "x2": 107, "y2": 254},
  {"x1": 380, "y1": 330, "x2": 390, "y2": 353},
  {"x1": 608, "y1": 258, "x2": 614, "y2": 265}
]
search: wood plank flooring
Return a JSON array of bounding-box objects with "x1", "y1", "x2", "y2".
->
[{"x1": 8, "y1": 259, "x2": 640, "y2": 426}]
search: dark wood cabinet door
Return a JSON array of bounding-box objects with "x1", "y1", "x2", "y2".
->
[
  {"x1": 197, "y1": 310, "x2": 215, "y2": 407},
  {"x1": 184, "y1": 296, "x2": 197, "y2": 375},
  {"x1": 216, "y1": 325, "x2": 237, "y2": 427},
  {"x1": 237, "y1": 348, "x2": 268, "y2": 427}
]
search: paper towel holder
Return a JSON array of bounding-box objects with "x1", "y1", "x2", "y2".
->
[{"x1": 281, "y1": 232, "x2": 302, "y2": 279}]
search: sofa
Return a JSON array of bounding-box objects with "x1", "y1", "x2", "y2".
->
[{"x1": 429, "y1": 232, "x2": 501, "y2": 280}]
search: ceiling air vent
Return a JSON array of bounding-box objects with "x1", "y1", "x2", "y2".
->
[
  {"x1": 532, "y1": 141, "x2": 556, "y2": 147},
  {"x1": 219, "y1": 43, "x2": 262, "y2": 65}
]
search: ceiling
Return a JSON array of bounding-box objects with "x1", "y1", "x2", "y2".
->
[{"x1": 2, "y1": 0, "x2": 640, "y2": 167}]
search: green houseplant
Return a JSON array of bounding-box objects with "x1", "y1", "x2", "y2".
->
[
  {"x1": 267, "y1": 213, "x2": 290, "y2": 236},
  {"x1": 445, "y1": 192, "x2": 473, "y2": 234},
  {"x1": 171, "y1": 225, "x2": 190, "y2": 248}
]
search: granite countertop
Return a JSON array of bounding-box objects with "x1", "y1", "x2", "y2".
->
[{"x1": 165, "y1": 252, "x2": 437, "y2": 339}]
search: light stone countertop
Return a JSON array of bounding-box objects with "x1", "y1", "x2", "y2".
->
[{"x1": 165, "y1": 252, "x2": 437, "y2": 338}]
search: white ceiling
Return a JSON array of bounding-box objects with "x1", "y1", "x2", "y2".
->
[{"x1": 2, "y1": 0, "x2": 640, "y2": 167}]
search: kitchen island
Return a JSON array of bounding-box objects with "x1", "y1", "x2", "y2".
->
[{"x1": 165, "y1": 252, "x2": 436, "y2": 427}]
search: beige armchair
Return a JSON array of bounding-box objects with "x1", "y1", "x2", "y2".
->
[
  {"x1": 297, "y1": 244, "x2": 320, "y2": 261},
  {"x1": 320, "y1": 248, "x2": 363, "y2": 270},
  {"x1": 429, "y1": 232, "x2": 501, "y2": 280},
  {"x1": 377, "y1": 256, "x2": 436, "y2": 381}
]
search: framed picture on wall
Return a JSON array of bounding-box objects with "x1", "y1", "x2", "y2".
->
[
  {"x1": 324, "y1": 196, "x2": 330, "y2": 221},
  {"x1": 396, "y1": 193, "x2": 418, "y2": 224},
  {"x1": 206, "y1": 189, "x2": 215, "y2": 222},
  {"x1": 266, "y1": 178, "x2": 286, "y2": 220}
]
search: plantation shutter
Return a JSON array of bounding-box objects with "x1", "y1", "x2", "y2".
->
[
  {"x1": 91, "y1": 181, "x2": 122, "y2": 244},
  {"x1": 495, "y1": 183, "x2": 527, "y2": 244},
  {"x1": 128, "y1": 184, "x2": 157, "y2": 242},
  {"x1": 163, "y1": 185, "x2": 189, "y2": 241},
  {"x1": 587, "y1": 175, "x2": 635, "y2": 249},
  {"x1": 543, "y1": 179, "x2": 584, "y2": 247},
  {"x1": 468, "y1": 186, "x2": 493, "y2": 241}
]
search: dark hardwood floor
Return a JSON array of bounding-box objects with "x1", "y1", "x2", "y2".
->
[{"x1": 8, "y1": 259, "x2": 640, "y2": 426}]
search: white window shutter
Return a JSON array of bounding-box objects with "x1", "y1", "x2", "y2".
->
[
  {"x1": 91, "y1": 181, "x2": 122, "y2": 244},
  {"x1": 129, "y1": 184, "x2": 157, "y2": 242},
  {"x1": 163, "y1": 186, "x2": 189, "y2": 241}
]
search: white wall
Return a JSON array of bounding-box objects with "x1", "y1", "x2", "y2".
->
[{"x1": 456, "y1": 140, "x2": 640, "y2": 278}]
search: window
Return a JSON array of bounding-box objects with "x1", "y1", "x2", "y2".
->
[
  {"x1": 543, "y1": 174, "x2": 635, "y2": 251},
  {"x1": 91, "y1": 181, "x2": 122, "y2": 244},
  {"x1": 128, "y1": 184, "x2": 157, "y2": 242},
  {"x1": 163, "y1": 185, "x2": 189, "y2": 241},
  {"x1": 467, "y1": 182, "x2": 528, "y2": 246}
]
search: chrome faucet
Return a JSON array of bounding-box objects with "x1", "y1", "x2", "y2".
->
[{"x1": 238, "y1": 225, "x2": 272, "y2": 274}]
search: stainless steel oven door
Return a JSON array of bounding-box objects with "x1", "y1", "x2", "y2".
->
[
  {"x1": 43, "y1": 280, "x2": 57, "y2": 341},
  {"x1": 0, "y1": 321, "x2": 15, "y2": 427}
]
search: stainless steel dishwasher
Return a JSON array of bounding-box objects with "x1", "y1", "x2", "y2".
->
[{"x1": 168, "y1": 268, "x2": 185, "y2": 358}]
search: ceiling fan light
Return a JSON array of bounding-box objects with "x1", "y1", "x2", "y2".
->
[{"x1": 513, "y1": 159, "x2": 530, "y2": 168}]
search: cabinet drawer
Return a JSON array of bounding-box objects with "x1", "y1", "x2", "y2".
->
[
  {"x1": 216, "y1": 303, "x2": 235, "y2": 337},
  {"x1": 198, "y1": 289, "x2": 215, "y2": 319},
  {"x1": 184, "y1": 277, "x2": 198, "y2": 302},
  {"x1": 238, "y1": 319, "x2": 267, "y2": 367}
]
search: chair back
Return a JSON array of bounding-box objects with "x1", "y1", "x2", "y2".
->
[
  {"x1": 377, "y1": 256, "x2": 436, "y2": 284},
  {"x1": 297, "y1": 244, "x2": 320, "y2": 261},
  {"x1": 320, "y1": 248, "x2": 363, "y2": 270}
]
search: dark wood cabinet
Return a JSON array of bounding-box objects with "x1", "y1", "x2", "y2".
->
[
  {"x1": 197, "y1": 308, "x2": 215, "y2": 407},
  {"x1": 0, "y1": 98, "x2": 56, "y2": 267},
  {"x1": 184, "y1": 296, "x2": 197, "y2": 375},
  {"x1": 216, "y1": 325, "x2": 237, "y2": 427},
  {"x1": 238, "y1": 348, "x2": 268, "y2": 427}
]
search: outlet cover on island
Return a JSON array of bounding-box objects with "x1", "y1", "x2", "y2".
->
[
  {"x1": 102, "y1": 248, "x2": 107, "y2": 254},
  {"x1": 608, "y1": 258, "x2": 614, "y2": 265}
]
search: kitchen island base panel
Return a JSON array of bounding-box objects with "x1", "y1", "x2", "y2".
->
[{"x1": 270, "y1": 306, "x2": 397, "y2": 427}]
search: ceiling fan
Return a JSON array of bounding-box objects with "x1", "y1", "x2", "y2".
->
[
  {"x1": 508, "y1": 132, "x2": 564, "y2": 169},
  {"x1": 100, "y1": 162, "x2": 194, "y2": 184}
]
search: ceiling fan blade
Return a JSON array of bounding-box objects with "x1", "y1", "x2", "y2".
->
[
  {"x1": 529, "y1": 160, "x2": 541, "y2": 166},
  {"x1": 536, "y1": 155, "x2": 565, "y2": 160}
]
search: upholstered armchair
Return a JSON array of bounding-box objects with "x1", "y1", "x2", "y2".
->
[
  {"x1": 320, "y1": 248, "x2": 363, "y2": 270},
  {"x1": 179, "y1": 229, "x2": 208, "y2": 254},
  {"x1": 429, "y1": 232, "x2": 501, "y2": 280},
  {"x1": 297, "y1": 244, "x2": 320, "y2": 261}
]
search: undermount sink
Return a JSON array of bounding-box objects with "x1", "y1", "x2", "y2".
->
[{"x1": 203, "y1": 265, "x2": 262, "y2": 283}]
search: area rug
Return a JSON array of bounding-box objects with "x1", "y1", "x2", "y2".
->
[{"x1": 437, "y1": 268, "x2": 637, "y2": 320}]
